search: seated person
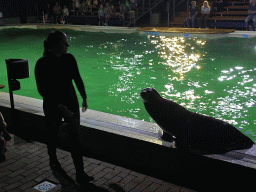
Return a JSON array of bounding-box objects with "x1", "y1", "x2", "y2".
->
[
  {"x1": 44, "y1": 4, "x2": 52, "y2": 22},
  {"x1": 185, "y1": 1, "x2": 198, "y2": 28},
  {"x1": 53, "y1": 2, "x2": 62, "y2": 24},
  {"x1": 104, "y1": 3, "x2": 111, "y2": 25},
  {"x1": 79, "y1": 1, "x2": 88, "y2": 15},
  {"x1": 199, "y1": 1, "x2": 211, "y2": 28},
  {"x1": 61, "y1": 5, "x2": 69, "y2": 24},
  {"x1": 98, "y1": 4, "x2": 105, "y2": 26},
  {"x1": 73, "y1": 0, "x2": 81, "y2": 15},
  {"x1": 110, "y1": 5, "x2": 122, "y2": 17},
  {"x1": 245, "y1": 0, "x2": 256, "y2": 30}
]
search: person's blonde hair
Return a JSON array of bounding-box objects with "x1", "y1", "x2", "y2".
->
[
  {"x1": 203, "y1": 1, "x2": 209, "y2": 7},
  {"x1": 191, "y1": 1, "x2": 196, "y2": 4}
]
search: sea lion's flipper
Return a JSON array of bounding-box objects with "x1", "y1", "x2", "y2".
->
[{"x1": 158, "y1": 129, "x2": 175, "y2": 142}]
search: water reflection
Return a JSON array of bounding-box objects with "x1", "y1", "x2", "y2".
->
[{"x1": 147, "y1": 35, "x2": 206, "y2": 81}]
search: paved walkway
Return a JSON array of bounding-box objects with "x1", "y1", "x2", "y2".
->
[{"x1": 0, "y1": 135, "x2": 196, "y2": 192}]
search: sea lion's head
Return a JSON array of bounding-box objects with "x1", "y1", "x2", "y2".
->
[{"x1": 140, "y1": 88, "x2": 161, "y2": 103}]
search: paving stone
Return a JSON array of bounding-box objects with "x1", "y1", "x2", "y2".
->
[
  {"x1": 20, "y1": 173, "x2": 39, "y2": 183},
  {"x1": 123, "y1": 181, "x2": 138, "y2": 191},
  {"x1": 102, "y1": 167, "x2": 113, "y2": 173},
  {"x1": 143, "y1": 183, "x2": 161, "y2": 192},
  {"x1": 119, "y1": 175, "x2": 136, "y2": 184},
  {"x1": 87, "y1": 158, "x2": 102, "y2": 164},
  {"x1": 93, "y1": 171, "x2": 108, "y2": 181},
  {"x1": 135, "y1": 179, "x2": 153, "y2": 191},
  {"x1": 146, "y1": 176, "x2": 165, "y2": 184},
  {"x1": 7, "y1": 159, "x2": 29, "y2": 171},
  {"x1": 84, "y1": 163, "x2": 98, "y2": 172},
  {"x1": 116, "y1": 171, "x2": 129, "y2": 178},
  {"x1": 100, "y1": 161, "x2": 116, "y2": 169},
  {"x1": 133, "y1": 176, "x2": 146, "y2": 184},
  {"x1": 106, "y1": 176, "x2": 123, "y2": 185},
  {"x1": 18, "y1": 180, "x2": 37, "y2": 191},
  {"x1": 5, "y1": 175, "x2": 25, "y2": 184},
  {"x1": 155, "y1": 182, "x2": 173, "y2": 192},
  {"x1": 0, "y1": 182, "x2": 9, "y2": 189},
  {"x1": 180, "y1": 187, "x2": 197, "y2": 192},
  {"x1": 88, "y1": 165, "x2": 105, "y2": 175},
  {"x1": 114, "y1": 166, "x2": 132, "y2": 174},
  {"x1": 93, "y1": 178, "x2": 108, "y2": 187},
  {"x1": 129, "y1": 171, "x2": 147, "y2": 179},
  {"x1": 3, "y1": 182, "x2": 23, "y2": 190},
  {"x1": 0, "y1": 170, "x2": 12, "y2": 178},
  {"x1": 103, "y1": 170, "x2": 121, "y2": 180}
]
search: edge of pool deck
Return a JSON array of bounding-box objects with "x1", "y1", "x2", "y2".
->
[
  {"x1": 1, "y1": 91, "x2": 256, "y2": 172},
  {"x1": 1, "y1": 24, "x2": 256, "y2": 38}
]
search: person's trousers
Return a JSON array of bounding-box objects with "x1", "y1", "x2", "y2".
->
[
  {"x1": 245, "y1": 14, "x2": 256, "y2": 31},
  {"x1": 185, "y1": 15, "x2": 197, "y2": 28},
  {"x1": 43, "y1": 102, "x2": 84, "y2": 174},
  {"x1": 199, "y1": 14, "x2": 209, "y2": 28}
]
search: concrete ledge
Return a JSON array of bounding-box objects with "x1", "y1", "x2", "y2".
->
[
  {"x1": 0, "y1": 24, "x2": 139, "y2": 34},
  {"x1": 1, "y1": 92, "x2": 256, "y2": 190}
]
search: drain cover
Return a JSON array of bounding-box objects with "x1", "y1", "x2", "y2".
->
[{"x1": 34, "y1": 181, "x2": 57, "y2": 192}]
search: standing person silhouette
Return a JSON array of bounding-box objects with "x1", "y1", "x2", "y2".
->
[{"x1": 35, "y1": 31, "x2": 93, "y2": 185}]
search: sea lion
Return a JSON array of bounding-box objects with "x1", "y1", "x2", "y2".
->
[{"x1": 141, "y1": 88, "x2": 254, "y2": 153}]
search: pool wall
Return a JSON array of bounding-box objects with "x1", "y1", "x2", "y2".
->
[
  {"x1": 1, "y1": 24, "x2": 256, "y2": 38},
  {"x1": 0, "y1": 91, "x2": 256, "y2": 191}
]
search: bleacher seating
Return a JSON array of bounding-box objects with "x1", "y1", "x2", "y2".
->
[{"x1": 170, "y1": 1, "x2": 253, "y2": 29}]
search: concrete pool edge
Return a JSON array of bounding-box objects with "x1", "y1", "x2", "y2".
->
[
  {"x1": 1, "y1": 24, "x2": 256, "y2": 38},
  {"x1": 0, "y1": 91, "x2": 256, "y2": 169},
  {"x1": 0, "y1": 24, "x2": 139, "y2": 34}
]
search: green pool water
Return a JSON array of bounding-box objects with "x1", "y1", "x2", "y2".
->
[{"x1": 0, "y1": 28, "x2": 255, "y2": 142}]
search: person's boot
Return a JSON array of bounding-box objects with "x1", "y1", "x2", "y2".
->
[
  {"x1": 72, "y1": 152, "x2": 94, "y2": 185},
  {"x1": 48, "y1": 145, "x2": 62, "y2": 171}
]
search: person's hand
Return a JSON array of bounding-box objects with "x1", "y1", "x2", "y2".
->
[
  {"x1": 82, "y1": 100, "x2": 88, "y2": 112},
  {"x1": 58, "y1": 104, "x2": 74, "y2": 117}
]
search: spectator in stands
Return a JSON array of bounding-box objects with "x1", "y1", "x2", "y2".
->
[
  {"x1": 61, "y1": 5, "x2": 69, "y2": 24},
  {"x1": 104, "y1": 3, "x2": 111, "y2": 25},
  {"x1": 185, "y1": 1, "x2": 198, "y2": 28},
  {"x1": 44, "y1": 4, "x2": 52, "y2": 23},
  {"x1": 199, "y1": 1, "x2": 211, "y2": 28},
  {"x1": 73, "y1": 0, "x2": 81, "y2": 15},
  {"x1": 93, "y1": 0, "x2": 98, "y2": 6},
  {"x1": 119, "y1": 0, "x2": 126, "y2": 16},
  {"x1": 110, "y1": 5, "x2": 122, "y2": 17},
  {"x1": 98, "y1": 4, "x2": 105, "y2": 25},
  {"x1": 80, "y1": 1, "x2": 88, "y2": 15},
  {"x1": 53, "y1": 2, "x2": 61, "y2": 24},
  {"x1": 245, "y1": 0, "x2": 256, "y2": 31}
]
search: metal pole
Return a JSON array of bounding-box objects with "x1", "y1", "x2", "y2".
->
[
  {"x1": 173, "y1": 0, "x2": 175, "y2": 20},
  {"x1": 43, "y1": 11, "x2": 45, "y2": 24},
  {"x1": 150, "y1": 10, "x2": 152, "y2": 26},
  {"x1": 168, "y1": 12, "x2": 169, "y2": 27}
]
